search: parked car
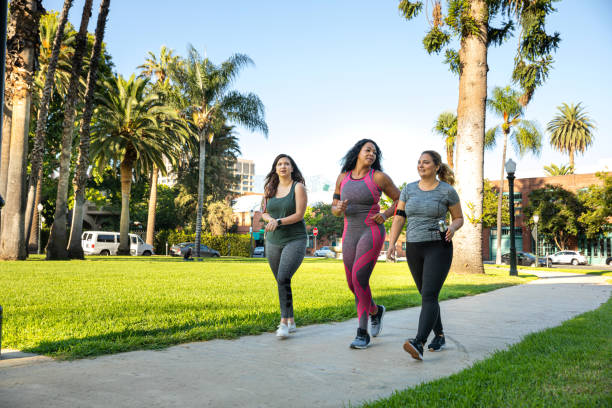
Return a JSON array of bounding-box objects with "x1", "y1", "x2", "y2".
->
[
  {"x1": 501, "y1": 251, "x2": 546, "y2": 267},
  {"x1": 170, "y1": 242, "x2": 220, "y2": 257},
  {"x1": 314, "y1": 246, "x2": 335, "y2": 258},
  {"x1": 252, "y1": 246, "x2": 265, "y2": 258},
  {"x1": 81, "y1": 231, "x2": 154, "y2": 256},
  {"x1": 547, "y1": 250, "x2": 587, "y2": 265},
  {"x1": 607, "y1": 256, "x2": 612, "y2": 266}
]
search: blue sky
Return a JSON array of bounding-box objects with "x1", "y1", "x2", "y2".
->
[{"x1": 46, "y1": 0, "x2": 612, "y2": 191}]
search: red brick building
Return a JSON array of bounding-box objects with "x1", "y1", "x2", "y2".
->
[{"x1": 486, "y1": 172, "x2": 611, "y2": 265}]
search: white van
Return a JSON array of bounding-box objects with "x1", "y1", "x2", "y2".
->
[{"x1": 81, "y1": 231, "x2": 155, "y2": 256}]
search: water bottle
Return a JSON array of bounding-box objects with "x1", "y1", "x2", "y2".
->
[{"x1": 438, "y1": 220, "x2": 451, "y2": 247}]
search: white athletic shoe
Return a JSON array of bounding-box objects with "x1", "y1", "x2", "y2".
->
[
  {"x1": 288, "y1": 322, "x2": 297, "y2": 333},
  {"x1": 276, "y1": 323, "x2": 289, "y2": 338}
]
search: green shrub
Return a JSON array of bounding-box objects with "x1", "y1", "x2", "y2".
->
[{"x1": 154, "y1": 228, "x2": 252, "y2": 257}]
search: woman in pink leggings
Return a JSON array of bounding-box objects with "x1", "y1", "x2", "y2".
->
[{"x1": 332, "y1": 139, "x2": 400, "y2": 349}]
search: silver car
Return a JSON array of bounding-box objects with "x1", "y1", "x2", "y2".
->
[{"x1": 547, "y1": 250, "x2": 587, "y2": 265}]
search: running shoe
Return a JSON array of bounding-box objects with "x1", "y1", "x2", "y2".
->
[
  {"x1": 370, "y1": 305, "x2": 386, "y2": 337},
  {"x1": 427, "y1": 335, "x2": 445, "y2": 352},
  {"x1": 288, "y1": 322, "x2": 297, "y2": 333},
  {"x1": 350, "y1": 328, "x2": 370, "y2": 349},
  {"x1": 403, "y1": 338, "x2": 423, "y2": 360},
  {"x1": 276, "y1": 323, "x2": 289, "y2": 339}
]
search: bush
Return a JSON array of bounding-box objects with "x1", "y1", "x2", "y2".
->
[{"x1": 154, "y1": 229, "x2": 252, "y2": 257}]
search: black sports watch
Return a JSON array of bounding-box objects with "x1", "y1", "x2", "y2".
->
[{"x1": 276, "y1": 218, "x2": 283, "y2": 225}]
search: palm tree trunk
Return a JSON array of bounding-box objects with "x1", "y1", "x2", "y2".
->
[
  {"x1": 194, "y1": 130, "x2": 207, "y2": 257},
  {"x1": 0, "y1": 101, "x2": 12, "y2": 199},
  {"x1": 146, "y1": 165, "x2": 158, "y2": 245},
  {"x1": 448, "y1": 147, "x2": 454, "y2": 170},
  {"x1": 450, "y1": 0, "x2": 488, "y2": 274},
  {"x1": 569, "y1": 149, "x2": 574, "y2": 170},
  {"x1": 494, "y1": 130, "x2": 509, "y2": 264},
  {"x1": 0, "y1": 0, "x2": 42, "y2": 260},
  {"x1": 118, "y1": 148, "x2": 135, "y2": 255},
  {"x1": 67, "y1": 0, "x2": 111, "y2": 259},
  {"x1": 24, "y1": 0, "x2": 73, "y2": 240},
  {"x1": 46, "y1": 0, "x2": 93, "y2": 260},
  {"x1": 27, "y1": 165, "x2": 43, "y2": 252}
]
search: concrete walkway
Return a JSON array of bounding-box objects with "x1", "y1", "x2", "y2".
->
[{"x1": 1, "y1": 271, "x2": 610, "y2": 408}]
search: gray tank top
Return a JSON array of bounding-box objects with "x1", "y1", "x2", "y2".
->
[{"x1": 265, "y1": 182, "x2": 307, "y2": 245}]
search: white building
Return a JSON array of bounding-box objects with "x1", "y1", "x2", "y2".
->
[{"x1": 233, "y1": 159, "x2": 256, "y2": 194}]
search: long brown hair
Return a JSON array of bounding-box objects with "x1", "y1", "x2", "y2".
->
[
  {"x1": 264, "y1": 154, "x2": 306, "y2": 199},
  {"x1": 421, "y1": 150, "x2": 455, "y2": 186}
]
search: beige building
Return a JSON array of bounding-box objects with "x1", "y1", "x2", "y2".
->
[{"x1": 233, "y1": 159, "x2": 255, "y2": 194}]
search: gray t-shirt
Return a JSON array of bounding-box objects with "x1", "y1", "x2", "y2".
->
[{"x1": 399, "y1": 181, "x2": 460, "y2": 242}]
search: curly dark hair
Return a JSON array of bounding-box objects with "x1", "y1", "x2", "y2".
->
[
  {"x1": 340, "y1": 139, "x2": 383, "y2": 173},
  {"x1": 264, "y1": 154, "x2": 306, "y2": 199}
]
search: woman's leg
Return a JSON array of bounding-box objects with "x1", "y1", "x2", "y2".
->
[
  {"x1": 266, "y1": 241, "x2": 284, "y2": 318},
  {"x1": 275, "y1": 239, "x2": 307, "y2": 319},
  {"x1": 414, "y1": 242, "x2": 452, "y2": 344},
  {"x1": 352, "y1": 225, "x2": 385, "y2": 330}
]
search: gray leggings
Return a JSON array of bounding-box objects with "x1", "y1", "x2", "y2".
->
[{"x1": 266, "y1": 238, "x2": 307, "y2": 318}]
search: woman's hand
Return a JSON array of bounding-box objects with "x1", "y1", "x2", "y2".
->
[
  {"x1": 265, "y1": 219, "x2": 278, "y2": 232},
  {"x1": 335, "y1": 199, "x2": 348, "y2": 215},
  {"x1": 369, "y1": 212, "x2": 387, "y2": 224},
  {"x1": 445, "y1": 226, "x2": 456, "y2": 241},
  {"x1": 387, "y1": 245, "x2": 396, "y2": 261}
]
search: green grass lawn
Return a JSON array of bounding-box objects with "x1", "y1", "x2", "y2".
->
[
  {"x1": 1, "y1": 256, "x2": 531, "y2": 359},
  {"x1": 362, "y1": 295, "x2": 612, "y2": 408}
]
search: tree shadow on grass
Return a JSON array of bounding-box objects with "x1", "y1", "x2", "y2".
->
[{"x1": 21, "y1": 282, "x2": 517, "y2": 360}]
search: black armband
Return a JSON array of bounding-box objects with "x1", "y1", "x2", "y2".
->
[
  {"x1": 395, "y1": 209, "x2": 407, "y2": 218},
  {"x1": 333, "y1": 193, "x2": 341, "y2": 200}
]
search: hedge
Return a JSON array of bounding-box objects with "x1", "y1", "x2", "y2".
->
[{"x1": 154, "y1": 229, "x2": 252, "y2": 257}]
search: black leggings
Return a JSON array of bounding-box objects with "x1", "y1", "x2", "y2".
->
[{"x1": 406, "y1": 240, "x2": 453, "y2": 344}]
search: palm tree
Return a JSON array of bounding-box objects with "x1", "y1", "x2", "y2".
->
[
  {"x1": 90, "y1": 74, "x2": 186, "y2": 255},
  {"x1": 67, "y1": 0, "x2": 111, "y2": 259},
  {"x1": 433, "y1": 112, "x2": 456, "y2": 169},
  {"x1": 138, "y1": 46, "x2": 180, "y2": 246},
  {"x1": 24, "y1": 0, "x2": 74, "y2": 251},
  {"x1": 543, "y1": 163, "x2": 573, "y2": 176},
  {"x1": 169, "y1": 45, "x2": 268, "y2": 256},
  {"x1": 547, "y1": 103, "x2": 596, "y2": 169},
  {"x1": 486, "y1": 86, "x2": 542, "y2": 264},
  {"x1": 0, "y1": 0, "x2": 43, "y2": 260},
  {"x1": 45, "y1": 0, "x2": 94, "y2": 260}
]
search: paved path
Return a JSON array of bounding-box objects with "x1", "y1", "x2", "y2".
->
[{"x1": 1, "y1": 271, "x2": 610, "y2": 408}]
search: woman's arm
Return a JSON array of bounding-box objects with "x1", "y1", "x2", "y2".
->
[
  {"x1": 331, "y1": 173, "x2": 348, "y2": 217},
  {"x1": 445, "y1": 202, "x2": 464, "y2": 241},
  {"x1": 387, "y1": 200, "x2": 407, "y2": 260},
  {"x1": 371, "y1": 171, "x2": 400, "y2": 224}
]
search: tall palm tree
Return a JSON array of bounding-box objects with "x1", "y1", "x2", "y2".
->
[
  {"x1": 90, "y1": 74, "x2": 186, "y2": 255},
  {"x1": 486, "y1": 86, "x2": 542, "y2": 264},
  {"x1": 45, "y1": 0, "x2": 94, "y2": 260},
  {"x1": 543, "y1": 163, "x2": 573, "y2": 176},
  {"x1": 0, "y1": 0, "x2": 43, "y2": 260},
  {"x1": 24, "y1": 0, "x2": 74, "y2": 251},
  {"x1": 67, "y1": 0, "x2": 111, "y2": 259},
  {"x1": 433, "y1": 112, "x2": 456, "y2": 169},
  {"x1": 169, "y1": 45, "x2": 268, "y2": 256},
  {"x1": 138, "y1": 46, "x2": 180, "y2": 246},
  {"x1": 547, "y1": 103, "x2": 596, "y2": 169}
]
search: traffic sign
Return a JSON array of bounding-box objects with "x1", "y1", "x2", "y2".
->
[{"x1": 313, "y1": 227, "x2": 318, "y2": 236}]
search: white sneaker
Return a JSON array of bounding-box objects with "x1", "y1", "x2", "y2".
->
[
  {"x1": 288, "y1": 322, "x2": 297, "y2": 333},
  {"x1": 276, "y1": 323, "x2": 289, "y2": 338}
]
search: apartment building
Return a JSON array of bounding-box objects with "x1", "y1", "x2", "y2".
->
[{"x1": 233, "y1": 159, "x2": 255, "y2": 194}]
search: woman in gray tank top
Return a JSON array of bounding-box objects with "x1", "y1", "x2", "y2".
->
[
  {"x1": 260, "y1": 154, "x2": 308, "y2": 339},
  {"x1": 387, "y1": 150, "x2": 464, "y2": 360}
]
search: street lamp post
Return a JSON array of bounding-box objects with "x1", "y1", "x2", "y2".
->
[
  {"x1": 533, "y1": 214, "x2": 539, "y2": 268},
  {"x1": 37, "y1": 203, "x2": 44, "y2": 255},
  {"x1": 249, "y1": 209, "x2": 254, "y2": 257},
  {"x1": 505, "y1": 159, "x2": 518, "y2": 276}
]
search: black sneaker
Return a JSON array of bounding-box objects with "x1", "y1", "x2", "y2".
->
[
  {"x1": 427, "y1": 335, "x2": 445, "y2": 352},
  {"x1": 370, "y1": 305, "x2": 386, "y2": 337},
  {"x1": 403, "y1": 338, "x2": 424, "y2": 360},
  {"x1": 350, "y1": 328, "x2": 371, "y2": 349}
]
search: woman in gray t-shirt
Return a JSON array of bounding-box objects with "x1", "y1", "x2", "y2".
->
[{"x1": 387, "y1": 150, "x2": 464, "y2": 360}]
